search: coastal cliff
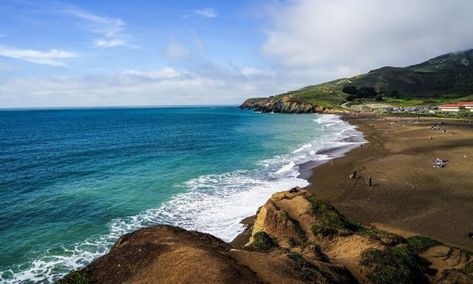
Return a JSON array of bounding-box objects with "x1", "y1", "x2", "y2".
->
[
  {"x1": 240, "y1": 96, "x2": 325, "y2": 113},
  {"x1": 60, "y1": 188, "x2": 473, "y2": 284},
  {"x1": 240, "y1": 49, "x2": 473, "y2": 114}
]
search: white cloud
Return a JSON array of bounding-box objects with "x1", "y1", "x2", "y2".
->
[
  {"x1": 122, "y1": 67, "x2": 183, "y2": 80},
  {"x1": 95, "y1": 39, "x2": 127, "y2": 48},
  {"x1": 0, "y1": 45, "x2": 76, "y2": 67},
  {"x1": 193, "y1": 8, "x2": 218, "y2": 18},
  {"x1": 240, "y1": 67, "x2": 266, "y2": 77},
  {"x1": 262, "y1": 0, "x2": 473, "y2": 83},
  {"x1": 0, "y1": 65, "x2": 289, "y2": 108},
  {"x1": 65, "y1": 7, "x2": 136, "y2": 48},
  {"x1": 162, "y1": 40, "x2": 190, "y2": 60}
]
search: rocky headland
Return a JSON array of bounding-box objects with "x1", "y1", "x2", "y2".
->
[
  {"x1": 60, "y1": 188, "x2": 473, "y2": 284},
  {"x1": 240, "y1": 96, "x2": 325, "y2": 114},
  {"x1": 240, "y1": 49, "x2": 473, "y2": 114}
]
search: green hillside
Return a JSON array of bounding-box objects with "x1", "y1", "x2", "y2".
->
[{"x1": 273, "y1": 49, "x2": 473, "y2": 108}]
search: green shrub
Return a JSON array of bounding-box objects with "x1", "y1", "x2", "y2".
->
[
  {"x1": 465, "y1": 261, "x2": 473, "y2": 274},
  {"x1": 57, "y1": 270, "x2": 89, "y2": 284},
  {"x1": 308, "y1": 197, "x2": 350, "y2": 229},
  {"x1": 360, "y1": 247, "x2": 429, "y2": 284},
  {"x1": 407, "y1": 236, "x2": 440, "y2": 253},
  {"x1": 252, "y1": 231, "x2": 276, "y2": 251},
  {"x1": 342, "y1": 85, "x2": 358, "y2": 95},
  {"x1": 352, "y1": 224, "x2": 405, "y2": 245},
  {"x1": 288, "y1": 252, "x2": 320, "y2": 281}
]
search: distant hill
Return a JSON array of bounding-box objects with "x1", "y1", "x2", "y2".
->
[{"x1": 241, "y1": 49, "x2": 473, "y2": 113}]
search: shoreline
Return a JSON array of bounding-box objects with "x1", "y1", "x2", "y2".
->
[
  {"x1": 233, "y1": 114, "x2": 473, "y2": 251},
  {"x1": 231, "y1": 114, "x2": 368, "y2": 247},
  {"x1": 63, "y1": 113, "x2": 473, "y2": 283},
  {"x1": 304, "y1": 114, "x2": 473, "y2": 250}
]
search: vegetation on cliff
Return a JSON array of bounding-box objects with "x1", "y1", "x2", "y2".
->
[
  {"x1": 247, "y1": 188, "x2": 473, "y2": 283},
  {"x1": 241, "y1": 49, "x2": 473, "y2": 113},
  {"x1": 61, "y1": 188, "x2": 473, "y2": 284}
]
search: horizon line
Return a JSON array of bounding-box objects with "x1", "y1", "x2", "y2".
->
[{"x1": 0, "y1": 104, "x2": 240, "y2": 111}]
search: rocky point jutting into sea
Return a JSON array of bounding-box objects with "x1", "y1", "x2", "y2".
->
[{"x1": 240, "y1": 96, "x2": 324, "y2": 113}]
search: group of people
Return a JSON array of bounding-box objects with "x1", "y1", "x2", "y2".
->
[
  {"x1": 431, "y1": 124, "x2": 447, "y2": 132},
  {"x1": 433, "y1": 158, "x2": 448, "y2": 168}
]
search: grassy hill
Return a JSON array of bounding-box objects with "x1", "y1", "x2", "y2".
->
[{"x1": 242, "y1": 49, "x2": 473, "y2": 112}]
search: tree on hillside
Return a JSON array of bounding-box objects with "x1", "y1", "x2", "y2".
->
[
  {"x1": 358, "y1": 87, "x2": 377, "y2": 98},
  {"x1": 342, "y1": 85, "x2": 358, "y2": 95}
]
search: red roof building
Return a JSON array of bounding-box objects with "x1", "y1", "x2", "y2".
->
[{"x1": 440, "y1": 102, "x2": 473, "y2": 112}]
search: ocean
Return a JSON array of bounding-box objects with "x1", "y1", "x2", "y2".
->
[{"x1": 0, "y1": 107, "x2": 363, "y2": 283}]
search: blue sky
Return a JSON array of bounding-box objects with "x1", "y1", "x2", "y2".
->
[{"x1": 1, "y1": 0, "x2": 473, "y2": 108}]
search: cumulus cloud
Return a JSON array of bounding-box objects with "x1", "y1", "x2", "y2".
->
[
  {"x1": 0, "y1": 45, "x2": 76, "y2": 66},
  {"x1": 193, "y1": 8, "x2": 218, "y2": 18},
  {"x1": 65, "y1": 7, "x2": 137, "y2": 48},
  {"x1": 262, "y1": 0, "x2": 473, "y2": 83}
]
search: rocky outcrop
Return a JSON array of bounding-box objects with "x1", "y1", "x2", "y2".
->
[
  {"x1": 247, "y1": 188, "x2": 473, "y2": 284},
  {"x1": 240, "y1": 96, "x2": 323, "y2": 113},
  {"x1": 60, "y1": 189, "x2": 473, "y2": 284},
  {"x1": 59, "y1": 223, "x2": 355, "y2": 284},
  {"x1": 60, "y1": 225, "x2": 260, "y2": 284}
]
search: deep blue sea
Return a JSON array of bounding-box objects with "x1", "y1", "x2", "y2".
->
[{"x1": 0, "y1": 107, "x2": 363, "y2": 283}]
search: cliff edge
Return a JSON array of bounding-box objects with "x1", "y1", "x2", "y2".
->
[
  {"x1": 60, "y1": 189, "x2": 473, "y2": 284},
  {"x1": 240, "y1": 96, "x2": 325, "y2": 114}
]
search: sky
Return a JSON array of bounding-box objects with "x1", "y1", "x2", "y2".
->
[{"x1": 1, "y1": 0, "x2": 473, "y2": 108}]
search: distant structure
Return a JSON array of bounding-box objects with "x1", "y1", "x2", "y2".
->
[{"x1": 440, "y1": 102, "x2": 473, "y2": 112}]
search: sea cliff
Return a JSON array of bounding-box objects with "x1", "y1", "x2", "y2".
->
[
  {"x1": 240, "y1": 96, "x2": 323, "y2": 113},
  {"x1": 60, "y1": 188, "x2": 473, "y2": 284}
]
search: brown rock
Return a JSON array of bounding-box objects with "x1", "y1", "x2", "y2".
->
[{"x1": 77, "y1": 225, "x2": 260, "y2": 284}]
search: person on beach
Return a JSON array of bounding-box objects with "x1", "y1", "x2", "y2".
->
[{"x1": 350, "y1": 169, "x2": 357, "y2": 179}]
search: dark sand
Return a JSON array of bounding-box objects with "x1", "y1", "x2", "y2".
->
[{"x1": 306, "y1": 115, "x2": 473, "y2": 250}]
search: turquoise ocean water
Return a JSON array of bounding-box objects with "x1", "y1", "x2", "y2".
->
[{"x1": 0, "y1": 107, "x2": 363, "y2": 283}]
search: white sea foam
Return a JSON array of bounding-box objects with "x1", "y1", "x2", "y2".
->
[
  {"x1": 1, "y1": 114, "x2": 365, "y2": 283},
  {"x1": 293, "y1": 143, "x2": 312, "y2": 153}
]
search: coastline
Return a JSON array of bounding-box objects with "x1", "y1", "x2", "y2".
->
[
  {"x1": 231, "y1": 114, "x2": 368, "y2": 247},
  {"x1": 233, "y1": 114, "x2": 473, "y2": 251},
  {"x1": 304, "y1": 114, "x2": 473, "y2": 250},
  {"x1": 62, "y1": 113, "x2": 473, "y2": 283}
]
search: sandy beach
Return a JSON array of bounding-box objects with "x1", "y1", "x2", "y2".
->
[{"x1": 306, "y1": 115, "x2": 473, "y2": 250}]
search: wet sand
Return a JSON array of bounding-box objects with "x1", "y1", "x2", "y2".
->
[{"x1": 305, "y1": 115, "x2": 473, "y2": 250}]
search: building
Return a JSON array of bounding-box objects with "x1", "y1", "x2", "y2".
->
[
  {"x1": 440, "y1": 102, "x2": 473, "y2": 112},
  {"x1": 440, "y1": 103, "x2": 463, "y2": 112},
  {"x1": 463, "y1": 102, "x2": 473, "y2": 111}
]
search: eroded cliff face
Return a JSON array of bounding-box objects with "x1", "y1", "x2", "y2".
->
[
  {"x1": 60, "y1": 189, "x2": 473, "y2": 284},
  {"x1": 240, "y1": 96, "x2": 323, "y2": 113},
  {"x1": 247, "y1": 188, "x2": 473, "y2": 284},
  {"x1": 61, "y1": 225, "x2": 260, "y2": 284}
]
